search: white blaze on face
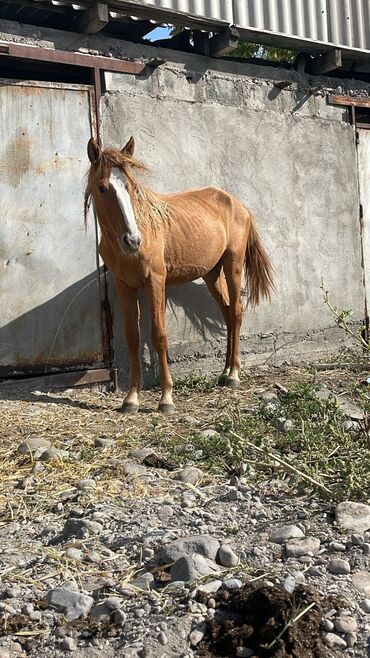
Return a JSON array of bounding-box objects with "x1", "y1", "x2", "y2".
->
[{"x1": 110, "y1": 168, "x2": 141, "y2": 245}]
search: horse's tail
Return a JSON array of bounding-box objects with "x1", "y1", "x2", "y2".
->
[{"x1": 244, "y1": 211, "x2": 274, "y2": 307}]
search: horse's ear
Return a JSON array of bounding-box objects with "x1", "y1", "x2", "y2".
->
[
  {"x1": 122, "y1": 136, "x2": 135, "y2": 157},
  {"x1": 87, "y1": 137, "x2": 101, "y2": 163}
]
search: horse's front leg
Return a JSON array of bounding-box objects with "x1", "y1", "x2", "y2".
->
[
  {"x1": 148, "y1": 274, "x2": 174, "y2": 414},
  {"x1": 116, "y1": 282, "x2": 142, "y2": 413}
]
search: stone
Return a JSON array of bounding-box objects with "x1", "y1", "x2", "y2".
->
[
  {"x1": 227, "y1": 489, "x2": 243, "y2": 501},
  {"x1": 276, "y1": 418, "x2": 293, "y2": 432},
  {"x1": 158, "y1": 631, "x2": 168, "y2": 646},
  {"x1": 17, "y1": 437, "x2": 51, "y2": 454},
  {"x1": 40, "y1": 447, "x2": 68, "y2": 461},
  {"x1": 363, "y1": 543, "x2": 370, "y2": 557},
  {"x1": 223, "y1": 578, "x2": 243, "y2": 590},
  {"x1": 269, "y1": 525, "x2": 304, "y2": 544},
  {"x1": 131, "y1": 572, "x2": 155, "y2": 591},
  {"x1": 76, "y1": 479, "x2": 96, "y2": 491},
  {"x1": 285, "y1": 537, "x2": 320, "y2": 558},
  {"x1": 328, "y1": 558, "x2": 351, "y2": 575},
  {"x1": 361, "y1": 598, "x2": 370, "y2": 613},
  {"x1": 171, "y1": 553, "x2": 219, "y2": 582},
  {"x1": 158, "y1": 535, "x2": 220, "y2": 564},
  {"x1": 189, "y1": 629, "x2": 205, "y2": 646},
  {"x1": 200, "y1": 429, "x2": 219, "y2": 438},
  {"x1": 22, "y1": 603, "x2": 34, "y2": 616},
  {"x1": 218, "y1": 544, "x2": 238, "y2": 568},
  {"x1": 324, "y1": 633, "x2": 347, "y2": 649},
  {"x1": 94, "y1": 437, "x2": 115, "y2": 449},
  {"x1": 63, "y1": 518, "x2": 103, "y2": 538},
  {"x1": 346, "y1": 632, "x2": 357, "y2": 648},
  {"x1": 175, "y1": 467, "x2": 202, "y2": 485},
  {"x1": 66, "y1": 548, "x2": 83, "y2": 561},
  {"x1": 328, "y1": 541, "x2": 346, "y2": 552},
  {"x1": 113, "y1": 609, "x2": 127, "y2": 626},
  {"x1": 335, "y1": 501, "x2": 370, "y2": 533},
  {"x1": 129, "y1": 448, "x2": 155, "y2": 461},
  {"x1": 123, "y1": 462, "x2": 147, "y2": 476},
  {"x1": 282, "y1": 575, "x2": 296, "y2": 593},
  {"x1": 29, "y1": 611, "x2": 41, "y2": 621},
  {"x1": 322, "y1": 619, "x2": 334, "y2": 632},
  {"x1": 62, "y1": 637, "x2": 76, "y2": 652},
  {"x1": 334, "y1": 616, "x2": 358, "y2": 633},
  {"x1": 47, "y1": 587, "x2": 94, "y2": 621},
  {"x1": 352, "y1": 571, "x2": 370, "y2": 596}
]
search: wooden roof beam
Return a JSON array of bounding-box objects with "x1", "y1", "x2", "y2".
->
[{"x1": 77, "y1": 1, "x2": 108, "y2": 34}]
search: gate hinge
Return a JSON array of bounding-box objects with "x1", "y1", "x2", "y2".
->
[{"x1": 360, "y1": 203, "x2": 364, "y2": 220}]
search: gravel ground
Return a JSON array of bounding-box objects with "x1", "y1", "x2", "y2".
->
[{"x1": 0, "y1": 363, "x2": 370, "y2": 657}]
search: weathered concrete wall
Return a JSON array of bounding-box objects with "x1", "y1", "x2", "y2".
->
[{"x1": 1, "y1": 19, "x2": 369, "y2": 383}]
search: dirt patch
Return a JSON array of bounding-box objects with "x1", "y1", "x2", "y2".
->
[{"x1": 197, "y1": 582, "x2": 336, "y2": 658}]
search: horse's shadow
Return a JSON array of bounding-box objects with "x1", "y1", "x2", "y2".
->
[{"x1": 111, "y1": 275, "x2": 226, "y2": 388}]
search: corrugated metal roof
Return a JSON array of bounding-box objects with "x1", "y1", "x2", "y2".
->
[{"x1": 117, "y1": 0, "x2": 370, "y2": 54}]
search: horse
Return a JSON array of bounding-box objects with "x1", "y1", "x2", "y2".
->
[{"x1": 85, "y1": 137, "x2": 274, "y2": 414}]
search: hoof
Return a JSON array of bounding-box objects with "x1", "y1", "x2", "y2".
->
[
  {"x1": 158, "y1": 403, "x2": 175, "y2": 415},
  {"x1": 218, "y1": 374, "x2": 228, "y2": 386},
  {"x1": 225, "y1": 377, "x2": 240, "y2": 389},
  {"x1": 121, "y1": 402, "x2": 139, "y2": 414}
]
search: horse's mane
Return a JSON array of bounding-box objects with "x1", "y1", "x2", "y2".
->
[{"x1": 84, "y1": 148, "x2": 173, "y2": 230}]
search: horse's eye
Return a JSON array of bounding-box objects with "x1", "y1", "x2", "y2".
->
[{"x1": 98, "y1": 185, "x2": 106, "y2": 193}]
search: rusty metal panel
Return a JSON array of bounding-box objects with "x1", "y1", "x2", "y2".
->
[
  {"x1": 0, "y1": 80, "x2": 105, "y2": 376},
  {"x1": 358, "y1": 129, "x2": 370, "y2": 313}
]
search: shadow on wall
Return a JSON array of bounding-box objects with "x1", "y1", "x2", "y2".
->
[
  {"x1": 0, "y1": 270, "x2": 105, "y2": 382},
  {"x1": 0, "y1": 267, "x2": 227, "y2": 391}
]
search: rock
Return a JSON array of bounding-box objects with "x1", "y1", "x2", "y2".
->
[
  {"x1": 269, "y1": 525, "x2": 304, "y2": 544},
  {"x1": 174, "y1": 467, "x2": 202, "y2": 485},
  {"x1": 322, "y1": 619, "x2": 334, "y2": 632},
  {"x1": 223, "y1": 578, "x2": 242, "y2": 590},
  {"x1": 171, "y1": 553, "x2": 220, "y2": 582},
  {"x1": 363, "y1": 543, "x2": 370, "y2": 557},
  {"x1": 328, "y1": 558, "x2": 351, "y2": 575},
  {"x1": 282, "y1": 576, "x2": 296, "y2": 593},
  {"x1": 189, "y1": 628, "x2": 205, "y2": 646},
  {"x1": 346, "y1": 632, "x2": 357, "y2": 648},
  {"x1": 47, "y1": 587, "x2": 94, "y2": 621},
  {"x1": 76, "y1": 479, "x2": 96, "y2": 491},
  {"x1": 17, "y1": 437, "x2": 51, "y2": 454},
  {"x1": 328, "y1": 541, "x2": 346, "y2": 552},
  {"x1": 22, "y1": 603, "x2": 34, "y2": 616},
  {"x1": 276, "y1": 418, "x2": 293, "y2": 432},
  {"x1": 158, "y1": 631, "x2": 168, "y2": 646},
  {"x1": 129, "y1": 448, "x2": 155, "y2": 461},
  {"x1": 352, "y1": 571, "x2": 370, "y2": 596},
  {"x1": 131, "y1": 573, "x2": 155, "y2": 591},
  {"x1": 285, "y1": 537, "x2": 320, "y2": 558},
  {"x1": 200, "y1": 429, "x2": 219, "y2": 438},
  {"x1": 181, "y1": 416, "x2": 199, "y2": 426},
  {"x1": 324, "y1": 633, "x2": 347, "y2": 649},
  {"x1": 334, "y1": 616, "x2": 358, "y2": 633},
  {"x1": 158, "y1": 535, "x2": 220, "y2": 564},
  {"x1": 63, "y1": 518, "x2": 103, "y2": 538},
  {"x1": 94, "y1": 437, "x2": 115, "y2": 449},
  {"x1": 40, "y1": 447, "x2": 69, "y2": 461},
  {"x1": 342, "y1": 419, "x2": 360, "y2": 432},
  {"x1": 123, "y1": 462, "x2": 147, "y2": 476},
  {"x1": 361, "y1": 598, "x2": 370, "y2": 613},
  {"x1": 227, "y1": 489, "x2": 243, "y2": 501},
  {"x1": 62, "y1": 637, "x2": 76, "y2": 652},
  {"x1": 66, "y1": 548, "x2": 83, "y2": 561},
  {"x1": 113, "y1": 609, "x2": 127, "y2": 626},
  {"x1": 336, "y1": 501, "x2": 370, "y2": 533},
  {"x1": 236, "y1": 650, "x2": 254, "y2": 658},
  {"x1": 218, "y1": 544, "x2": 239, "y2": 568}
]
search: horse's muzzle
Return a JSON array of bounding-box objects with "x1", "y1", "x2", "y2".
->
[{"x1": 122, "y1": 234, "x2": 141, "y2": 253}]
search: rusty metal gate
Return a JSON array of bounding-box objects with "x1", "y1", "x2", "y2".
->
[
  {"x1": 0, "y1": 79, "x2": 107, "y2": 378},
  {"x1": 358, "y1": 126, "x2": 370, "y2": 329}
]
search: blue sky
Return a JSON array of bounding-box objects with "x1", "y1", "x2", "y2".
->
[{"x1": 147, "y1": 26, "x2": 171, "y2": 41}]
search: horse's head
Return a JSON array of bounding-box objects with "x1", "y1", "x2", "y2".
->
[{"x1": 86, "y1": 137, "x2": 142, "y2": 254}]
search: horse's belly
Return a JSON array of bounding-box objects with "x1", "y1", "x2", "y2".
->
[{"x1": 165, "y1": 244, "x2": 224, "y2": 284}]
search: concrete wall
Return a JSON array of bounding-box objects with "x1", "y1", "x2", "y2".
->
[{"x1": 1, "y1": 19, "x2": 369, "y2": 383}]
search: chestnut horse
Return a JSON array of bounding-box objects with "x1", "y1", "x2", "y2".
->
[{"x1": 85, "y1": 137, "x2": 273, "y2": 414}]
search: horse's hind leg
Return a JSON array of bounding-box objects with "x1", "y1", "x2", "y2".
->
[
  {"x1": 203, "y1": 268, "x2": 231, "y2": 386},
  {"x1": 222, "y1": 255, "x2": 244, "y2": 388}
]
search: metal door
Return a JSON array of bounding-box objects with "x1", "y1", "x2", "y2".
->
[
  {"x1": 358, "y1": 128, "x2": 370, "y2": 322},
  {"x1": 0, "y1": 80, "x2": 105, "y2": 376}
]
